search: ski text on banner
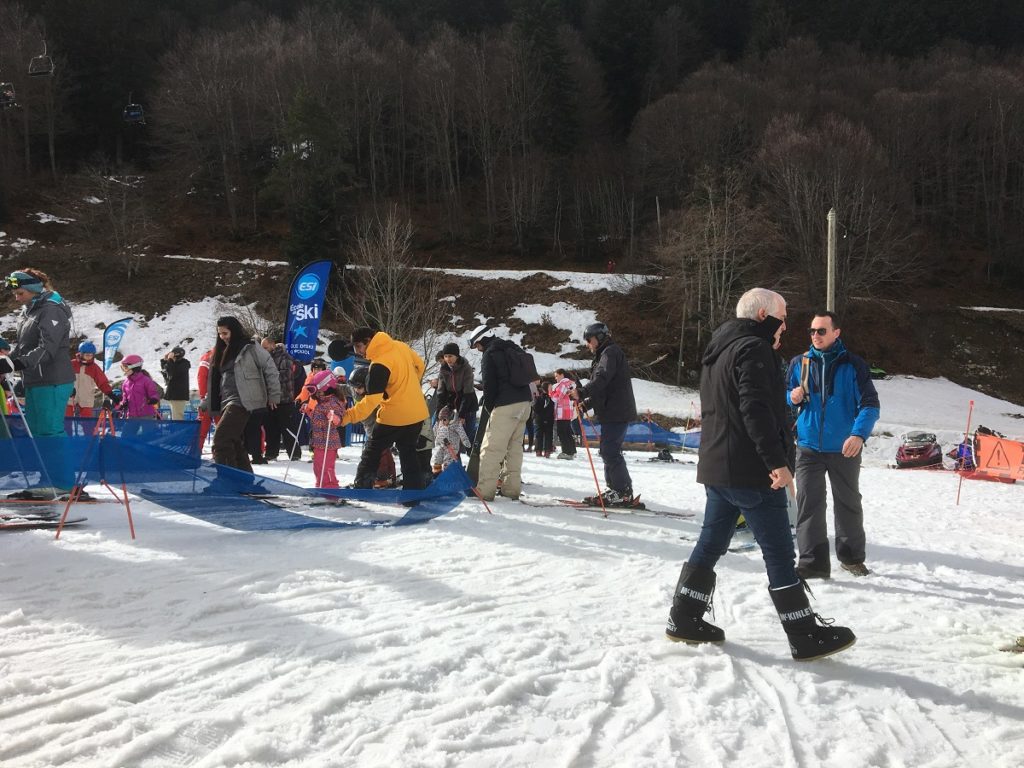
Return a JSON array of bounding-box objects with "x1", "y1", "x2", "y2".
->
[
  {"x1": 285, "y1": 261, "x2": 332, "y2": 363},
  {"x1": 102, "y1": 317, "x2": 134, "y2": 372}
]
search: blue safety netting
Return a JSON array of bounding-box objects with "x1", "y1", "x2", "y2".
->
[
  {"x1": 580, "y1": 420, "x2": 700, "y2": 450},
  {"x1": 0, "y1": 416, "x2": 471, "y2": 531}
]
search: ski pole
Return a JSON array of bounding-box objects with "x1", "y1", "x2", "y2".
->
[
  {"x1": 576, "y1": 404, "x2": 607, "y2": 516},
  {"x1": 5, "y1": 375, "x2": 59, "y2": 498},
  {"x1": 282, "y1": 410, "x2": 309, "y2": 484},
  {"x1": 316, "y1": 409, "x2": 334, "y2": 490},
  {"x1": 955, "y1": 399, "x2": 974, "y2": 506},
  {"x1": 1, "y1": 378, "x2": 35, "y2": 491}
]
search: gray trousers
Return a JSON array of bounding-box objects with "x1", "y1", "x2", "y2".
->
[{"x1": 795, "y1": 446, "x2": 866, "y2": 570}]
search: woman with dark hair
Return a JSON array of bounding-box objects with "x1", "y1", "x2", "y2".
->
[
  {"x1": 200, "y1": 316, "x2": 281, "y2": 471},
  {"x1": 0, "y1": 268, "x2": 79, "y2": 499}
]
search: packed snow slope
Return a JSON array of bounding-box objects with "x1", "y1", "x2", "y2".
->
[{"x1": 1, "y1": 374, "x2": 1022, "y2": 768}]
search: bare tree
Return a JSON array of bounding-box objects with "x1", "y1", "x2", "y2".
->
[
  {"x1": 653, "y1": 167, "x2": 780, "y2": 382},
  {"x1": 326, "y1": 205, "x2": 447, "y2": 367},
  {"x1": 757, "y1": 113, "x2": 915, "y2": 311},
  {"x1": 64, "y1": 163, "x2": 156, "y2": 281}
]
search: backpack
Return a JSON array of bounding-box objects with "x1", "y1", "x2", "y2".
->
[{"x1": 500, "y1": 340, "x2": 539, "y2": 387}]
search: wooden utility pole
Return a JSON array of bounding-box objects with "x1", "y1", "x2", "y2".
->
[{"x1": 826, "y1": 207, "x2": 837, "y2": 311}]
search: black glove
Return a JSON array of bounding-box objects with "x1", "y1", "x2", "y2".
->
[
  {"x1": 147, "y1": 398, "x2": 160, "y2": 405},
  {"x1": 0, "y1": 356, "x2": 16, "y2": 375},
  {"x1": 101, "y1": 397, "x2": 114, "y2": 411}
]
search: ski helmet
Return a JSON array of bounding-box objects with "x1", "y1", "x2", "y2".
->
[
  {"x1": 349, "y1": 366, "x2": 369, "y2": 388},
  {"x1": 171, "y1": 346, "x2": 185, "y2": 357},
  {"x1": 78, "y1": 341, "x2": 97, "y2": 355},
  {"x1": 121, "y1": 354, "x2": 144, "y2": 369},
  {"x1": 468, "y1": 324, "x2": 492, "y2": 348},
  {"x1": 332, "y1": 366, "x2": 347, "y2": 382},
  {"x1": 306, "y1": 370, "x2": 338, "y2": 394},
  {"x1": 583, "y1": 322, "x2": 610, "y2": 344}
]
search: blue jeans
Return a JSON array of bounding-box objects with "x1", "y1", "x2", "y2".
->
[{"x1": 689, "y1": 485, "x2": 797, "y2": 589}]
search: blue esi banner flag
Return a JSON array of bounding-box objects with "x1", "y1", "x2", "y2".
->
[
  {"x1": 102, "y1": 317, "x2": 134, "y2": 372},
  {"x1": 285, "y1": 260, "x2": 333, "y2": 363}
]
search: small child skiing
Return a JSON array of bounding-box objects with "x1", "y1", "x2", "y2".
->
[
  {"x1": 303, "y1": 370, "x2": 345, "y2": 489},
  {"x1": 117, "y1": 355, "x2": 161, "y2": 419},
  {"x1": 67, "y1": 340, "x2": 113, "y2": 417},
  {"x1": 431, "y1": 406, "x2": 472, "y2": 476}
]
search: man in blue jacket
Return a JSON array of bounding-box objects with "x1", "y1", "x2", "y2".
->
[{"x1": 787, "y1": 311, "x2": 880, "y2": 578}]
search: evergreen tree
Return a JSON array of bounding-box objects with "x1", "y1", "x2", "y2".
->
[
  {"x1": 512, "y1": 0, "x2": 579, "y2": 155},
  {"x1": 261, "y1": 90, "x2": 354, "y2": 268}
]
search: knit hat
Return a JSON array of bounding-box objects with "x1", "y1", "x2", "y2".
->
[
  {"x1": 6, "y1": 271, "x2": 44, "y2": 294},
  {"x1": 441, "y1": 342, "x2": 460, "y2": 357},
  {"x1": 0, "y1": 338, "x2": 10, "y2": 351}
]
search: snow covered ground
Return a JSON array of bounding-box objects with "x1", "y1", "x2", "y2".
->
[
  {"x1": 1, "y1": 374, "x2": 1022, "y2": 768},
  {"x1": 1, "y1": 266, "x2": 1022, "y2": 766}
]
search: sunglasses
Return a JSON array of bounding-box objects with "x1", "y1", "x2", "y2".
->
[{"x1": 808, "y1": 327, "x2": 830, "y2": 336}]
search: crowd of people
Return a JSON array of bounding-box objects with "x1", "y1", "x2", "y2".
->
[{"x1": 2, "y1": 266, "x2": 879, "y2": 660}]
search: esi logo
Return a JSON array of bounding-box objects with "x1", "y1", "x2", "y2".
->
[
  {"x1": 295, "y1": 273, "x2": 320, "y2": 300},
  {"x1": 106, "y1": 329, "x2": 123, "y2": 344}
]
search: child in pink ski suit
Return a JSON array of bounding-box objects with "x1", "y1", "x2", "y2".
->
[
  {"x1": 118, "y1": 355, "x2": 161, "y2": 419},
  {"x1": 304, "y1": 370, "x2": 346, "y2": 489}
]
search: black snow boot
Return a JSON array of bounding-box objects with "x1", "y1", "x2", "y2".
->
[
  {"x1": 666, "y1": 563, "x2": 725, "y2": 644},
  {"x1": 769, "y1": 582, "x2": 856, "y2": 660}
]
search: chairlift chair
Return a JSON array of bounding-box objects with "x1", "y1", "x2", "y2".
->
[
  {"x1": 122, "y1": 93, "x2": 145, "y2": 124},
  {"x1": 28, "y1": 41, "x2": 54, "y2": 77},
  {"x1": 0, "y1": 82, "x2": 16, "y2": 109}
]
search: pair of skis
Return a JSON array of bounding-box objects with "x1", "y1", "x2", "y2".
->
[{"x1": 0, "y1": 500, "x2": 88, "y2": 530}]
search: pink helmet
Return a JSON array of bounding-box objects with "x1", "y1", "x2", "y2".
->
[
  {"x1": 121, "y1": 354, "x2": 144, "y2": 369},
  {"x1": 305, "y1": 370, "x2": 338, "y2": 394}
]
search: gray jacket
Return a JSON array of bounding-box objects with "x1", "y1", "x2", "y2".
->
[
  {"x1": 206, "y1": 343, "x2": 282, "y2": 413},
  {"x1": 13, "y1": 290, "x2": 74, "y2": 388}
]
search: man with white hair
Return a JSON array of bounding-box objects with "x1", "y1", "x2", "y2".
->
[{"x1": 663, "y1": 288, "x2": 856, "y2": 660}]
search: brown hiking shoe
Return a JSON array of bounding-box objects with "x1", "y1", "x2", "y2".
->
[{"x1": 840, "y1": 562, "x2": 871, "y2": 577}]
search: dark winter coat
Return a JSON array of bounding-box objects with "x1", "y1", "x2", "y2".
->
[
  {"x1": 579, "y1": 339, "x2": 637, "y2": 423},
  {"x1": 12, "y1": 290, "x2": 74, "y2": 388},
  {"x1": 786, "y1": 339, "x2": 880, "y2": 453},
  {"x1": 479, "y1": 339, "x2": 531, "y2": 411},
  {"x1": 268, "y1": 345, "x2": 299, "y2": 403},
  {"x1": 160, "y1": 356, "x2": 191, "y2": 400},
  {"x1": 696, "y1": 317, "x2": 791, "y2": 489},
  {"x1": 436, "y1": 355, "x2": 478, "y2": 419}
]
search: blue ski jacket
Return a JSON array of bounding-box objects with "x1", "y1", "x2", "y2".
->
[{"x1": 786, "y1": 338, "x2": 880, "y2": 453}]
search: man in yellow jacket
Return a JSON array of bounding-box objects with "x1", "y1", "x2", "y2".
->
[{"x1": 340, "y1": 327, "x2": 429, "y2": 489}]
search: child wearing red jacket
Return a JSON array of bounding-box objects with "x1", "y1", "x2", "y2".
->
[
  {"x1": 67, "y1": 341, "x2": 113, "y2": 417},
  {"x1": 302, "y1": 370, "x2": 346, "y2": 489}
]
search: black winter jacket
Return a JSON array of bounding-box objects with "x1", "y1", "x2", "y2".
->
[
  {"x1": 695, "y1": 317, "x2": 791, "y2": 488},
  {"x1": 436, "y1": 356, "x2": 478, "y2": 419},
  {"x1": 160, "y1": 356, "x2": 191, "y2": 400},
  {"x1": 580, "y1": 339, "x2": 637, "y2": 423},
  {"x1": 480, "y1": 339, "x2": 531, "y2": 411}
]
